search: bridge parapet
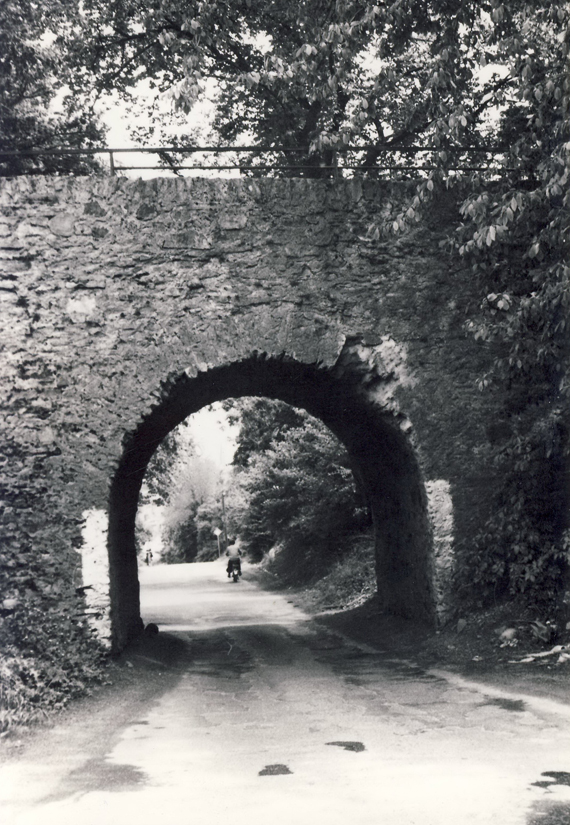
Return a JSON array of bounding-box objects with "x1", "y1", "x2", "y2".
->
[{"x1": 0, "y1": 176, "x2": 492, "y2": 646}]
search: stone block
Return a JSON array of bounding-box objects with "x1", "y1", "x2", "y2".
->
[{"x1": 49, "y1": 213, "x2": 76, "y2": 236}]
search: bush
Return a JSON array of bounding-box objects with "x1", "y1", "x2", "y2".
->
[
  {"x1": 300, "y1": 534, "x2": 377, "y2": 611},
  {"x1": 238, "y1": 415, "x2": 368, "y2": 569},
  {"x1": 260, "y1": 532, "x2": 377, "y2": 609},
  {"x1": 0, "y1": 596, "x2": 107, "y2": 735}
]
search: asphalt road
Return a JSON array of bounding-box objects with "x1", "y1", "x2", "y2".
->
[{"x1": 1, "y1": 561, "x2": 569, "y2": 825}]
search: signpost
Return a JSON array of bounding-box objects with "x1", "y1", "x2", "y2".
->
[
  {"x1": 213, "y1": 527, "x2": 222, "y2": 558},
  {"x1": 221, "y1": 491, "x2": 228, "y2": 550}
]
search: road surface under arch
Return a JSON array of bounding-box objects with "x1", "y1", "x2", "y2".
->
[{"x1": 2, "y1": 563, "x2": 568, "y2": 825}]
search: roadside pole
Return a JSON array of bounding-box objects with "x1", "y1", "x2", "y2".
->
[
  {"x1": 221, "y1": 490, "x2": 228, "y2": 550},
  {"x1": 213, "y1": 527, "x2": 222, "y2": 558}
]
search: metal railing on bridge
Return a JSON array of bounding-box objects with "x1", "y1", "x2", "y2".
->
[{"x1": 0, "y1": 144, "x2": 510, "y2": 178}]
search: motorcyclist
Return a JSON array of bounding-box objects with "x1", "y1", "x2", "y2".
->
[{"x1": 225, "y1": 539, "x2": 242, "y2": 578}]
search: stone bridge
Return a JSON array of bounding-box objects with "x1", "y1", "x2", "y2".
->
[{"x1": 0, "y1": 176, "x2": 494, "y2": 650}]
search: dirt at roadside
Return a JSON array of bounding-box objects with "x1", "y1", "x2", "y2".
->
[
  {"x1": 0, "y1": 632, "x2": 190, "y2": 761},
  {"x1": 289, "y1": 591, "x2": 570, "y2": 705}
]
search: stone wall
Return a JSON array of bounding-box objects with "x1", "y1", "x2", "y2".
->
[{"x1": 0, "y1": 175, "x2": 494, "y2": 647}]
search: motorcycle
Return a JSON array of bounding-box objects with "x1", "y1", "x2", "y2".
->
[{"x1": 227, "y1": 558, "x2": 241, "y2": 583}]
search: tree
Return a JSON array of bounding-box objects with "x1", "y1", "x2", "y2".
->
[
  {"x1": 195, "y1": 490, "x2": 246, "y2": 560},
  {"x1": 54, "y1": 1, "x2": 494, "y2": 173},
  {"x1": 9, "y1": 2, "x2": 570, "y2": 180},
  {"x1": 158, "y1": 453, "x2": 222, "y2": 562},
  {"x1": 138, "y1": 421, "x2": 196, "y2": 562},
  {"x1": 231, "y1": 401, "x2": 367, "y2": 579},
  {"x1": 161, "y1": 498, "x2": 200, "y2": 564},
  {"x1": 140, "y1": 415, "x2": 234, "y2": 562},
  {"x1": 438, "y1": 8, "x2": 570, "y2": 608},
  {"x1": 225, "y1": 397, "x2": 306, "y2": 468},
  {"x1": 143, "y1": 429, "x2": 185, "y2": 505},
  {"x1": 0, "y1": 0, "x2": 105, "y2": 176}
]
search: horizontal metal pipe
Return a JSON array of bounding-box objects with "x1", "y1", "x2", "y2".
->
[{"x1": 0, "y1": 144, "x2": 506, "y2": 158}]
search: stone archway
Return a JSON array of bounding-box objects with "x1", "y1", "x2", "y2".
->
[{"x1": 108, "y1": 347, "x2": 436, "y2": 651}]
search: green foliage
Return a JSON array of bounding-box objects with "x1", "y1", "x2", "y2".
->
[
  {"x1": 435, "y1": 6, "x2": 570, "y2": 609},
  {"x1": 301, "y1": 535, "x2": 376, "y2": 612},
  {"x1": 343, "y1": 3, "x2": 570, "y2": 608},
  {"x1": 226, "y1": 398, "x2": 306, "y2": 468},
  {"x1": 60, "y1": 0, "x2": 522, "y2": 173},
  {"x1": 234, "y1": 401, "x2": 367, "y2": 579},
  {"x1": 139, "y1": 421, "x2": 200, "y2": 563},
  {"x1": 0, "y1": 512, "x2": 107, "y2": 731},
  {"x1": 0, "y1": 596, "x2": 106, "y2": 734},
  {"x1": 139, "y1": 413, "x2": 238, "y2": 563},
  {"x1": 143, "y1": 429, "x2": 186, "y2": 505},
  {"x1": 59, "y1": 1, "x2": 566, "y2": 181},
  {"x1": 161, "y1": 498, "x2": 200, "y2": 564},
  {"x1": 194, "y1": 497, "x2": 243, "y2": 561},
  {"x1": 458, "y1": 412, "x2": 568, "y2": 608},
  {"x1": 0, "y1": 0, "x2": 105, "y2": 175}
]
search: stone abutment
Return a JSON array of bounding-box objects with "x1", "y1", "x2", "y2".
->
[{"x1": 0, "y1": 176, "x2": 492, "y2": 649}]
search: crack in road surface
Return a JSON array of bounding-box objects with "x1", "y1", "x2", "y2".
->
[{"x1": 0, "y1": 561, "x2": 569, "y2": 825}]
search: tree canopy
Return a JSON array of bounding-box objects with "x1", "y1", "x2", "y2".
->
[
  {"x1": 225, "y1": 397, "x2": 307, "y2": 467},
  {"x1": 227, "y1": 400, "x2": 368, "y2": 579},
  {"x1": 0, "y1": 0, "x2": 105, "y2": 175},
  {"x1": 58, "y1": 1, "x2": 568, "y2": 178}
]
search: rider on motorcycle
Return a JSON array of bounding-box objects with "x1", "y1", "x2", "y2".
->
[{"x1": 225, "y1": 540, "x2": 243, "y2": 578}]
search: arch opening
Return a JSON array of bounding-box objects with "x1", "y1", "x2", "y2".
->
[{"x1": 108, "y1": 353, "x2": 436, "y2": 651}]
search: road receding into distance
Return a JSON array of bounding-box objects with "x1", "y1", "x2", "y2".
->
[{"x1": 1, "y1": 561, "x2": 569, "y2": 825}]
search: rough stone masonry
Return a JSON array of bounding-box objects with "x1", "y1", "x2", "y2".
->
[{"x1": 0, "y1": 175, "x2": 494, "y2": 649}]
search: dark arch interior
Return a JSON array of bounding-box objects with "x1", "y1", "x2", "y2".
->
[{"x1": 108, "y1": 354, "x2": 435, "y2": 651}]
